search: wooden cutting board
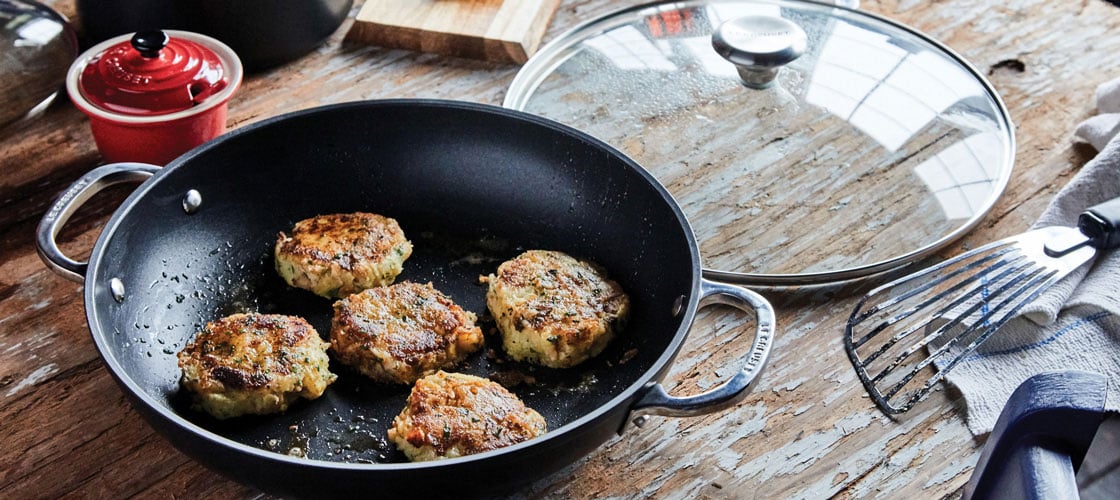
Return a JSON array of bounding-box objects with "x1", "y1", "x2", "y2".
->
[{"x1": 346, "y1": 0, "x2": 562, "y2": 64}]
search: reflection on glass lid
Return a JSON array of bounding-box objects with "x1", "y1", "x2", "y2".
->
[{"x1": 505, "y1": 0, "x2": 1014, "y2": 285}]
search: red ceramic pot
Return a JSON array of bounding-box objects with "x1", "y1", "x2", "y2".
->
[{"x1": 65, "y1": 30, "x2": 242, "y2": 165}]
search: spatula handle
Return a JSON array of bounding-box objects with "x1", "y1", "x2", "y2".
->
[{"x1": 1079, "y1": 196, "x2": 1120, "y2": 250}]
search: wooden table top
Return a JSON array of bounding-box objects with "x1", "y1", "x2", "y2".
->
[{"x1": 4, "y1": 0, "x2": 1120, "y2": 497}]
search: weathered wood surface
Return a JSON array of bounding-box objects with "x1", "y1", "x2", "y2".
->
[{"x1": 2, "y1": 0, "x2": 1119, "y2": 498}]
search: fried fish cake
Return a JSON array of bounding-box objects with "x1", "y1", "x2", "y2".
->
[
  {"x1": 330, "y1": 282, "x2": 484, "y2": 384},
  {"x1": 177, "y1": 313, "x2": 336, "y2": 420},
  {"x1": 481, "y1": 250, "x2": 630, "y2": 368},
  {"x1": 275, "y1": 212, "x2": 412, "y2": 299},
  {"x1": 388, "y1": 371, "x2": 547, "y2": 461}
]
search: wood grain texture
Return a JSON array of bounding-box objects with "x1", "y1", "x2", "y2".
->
[
  {"x1": 3, "y1": 0, "x2": 1120, "y2": 498},
  {"x1": 346, "y1": 0, "x2": 562, "y2": 63}
]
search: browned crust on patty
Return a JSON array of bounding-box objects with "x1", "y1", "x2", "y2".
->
[
  {"x1": 177, "y1": 313, "x2": 336, "y2": 419},
  {"x1": 482, "y1": 250, "x2": 630, "y2": 368},
  {"x1": 275, "y1": 212, "x2": 412, "y2": 298},
  {"x1": 331, "y1": 282, "x2": 484, "y2": 384},
  {"x1": 388, "y1": 371, "x2": 547, "y2": 460},
  {"x1": 277, "y1": 213, "x2": 402, "y2": 268}
]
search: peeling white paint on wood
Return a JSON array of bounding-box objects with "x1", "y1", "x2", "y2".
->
[
  {"x1": 798, "y1": 406, "x2": 981, "y2": 499},
  {"x1": 774, "y1": 376, "x2": 808, "y2": 393},
  {"x1": 924, "y1": 457, "x2": 977, "y2": 488},
  {"x1": 28, "y1": 300, "x2": 52, "y2": 311},
  {"x1": 737, "y1": 411, "x2": 879, "y2": 482},
  {"x1": 5, "y1": 363, "x2": 58, "y2": 397}
]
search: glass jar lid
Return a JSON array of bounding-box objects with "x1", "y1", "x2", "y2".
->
[{"x1": 505, "y1": 0, "x2": 1015, "y2": 285}]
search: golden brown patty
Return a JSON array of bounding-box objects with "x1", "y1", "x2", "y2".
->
[
  {"x1": 177, "y1": 313, "x2": 336, "y2": 419},
  {"x1": 482, "y1": 250, "x2": 630, "y2": 368},
  {"x1": 388, "y1": 371, "x2": 547, "y2": 461},
  {"x1": 275, "y1": 212, "x2": 412, "y2": 299},
  {"x1": 330, "y1": 281, "x2": 484, "y2": 384}
]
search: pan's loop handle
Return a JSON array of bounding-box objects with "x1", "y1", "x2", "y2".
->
[
  {"x1": 36, "y1": 163, "x2": 161, "y2": 283},
  {"x1": 629, "y1": 278, "x2": 775, "y2": 426}
]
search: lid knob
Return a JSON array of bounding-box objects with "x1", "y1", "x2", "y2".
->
[
  {"x1": 130, "y1": 30, "x2": 169, "y2": 58},
  {"x1": 712, "y1": 16, "x2": 807, "y2": 89}
]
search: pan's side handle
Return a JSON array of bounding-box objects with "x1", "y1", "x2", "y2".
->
[
  {"x1": 36, "y1": 163, "x2": 161, "y2": 283},
  {"x1": 628, "y1": 278, "x2": 775, "y2": 426}
]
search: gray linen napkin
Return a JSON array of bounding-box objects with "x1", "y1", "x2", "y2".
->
[{"x1": 936, "y1": 78, "x2": 1120, "y2": 436}]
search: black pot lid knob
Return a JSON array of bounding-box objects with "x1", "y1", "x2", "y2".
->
[
  {"x1": 131, "y1": 30, "x2": 170, "y2": 58},
  {"x1": 711, "y1": 15, "x2": 807, "y2": 89}
]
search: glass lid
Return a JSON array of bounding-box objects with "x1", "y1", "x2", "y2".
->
[{"x1": 504, "y1": 0, "x2": 1015, "y2": 285}]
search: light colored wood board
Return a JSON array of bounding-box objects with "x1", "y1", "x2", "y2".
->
[{"x1": 345, "y1": 0, "x2": 562, "y2": 63}]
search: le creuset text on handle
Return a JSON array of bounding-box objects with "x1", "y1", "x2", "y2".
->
[
  {"x1": 628, "y1": 278, "x2": 775, "y2": 427},
  {"x1": 36, "y1": 163, "x2": 161, "y2": 283}
]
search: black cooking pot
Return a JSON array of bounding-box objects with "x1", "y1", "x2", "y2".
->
[
  {"x1": 76, "y1": 0, "x2": 353, "y2": 71},
  {"x1": 36, "y1": 101, "x2": 775, "y2": 497}
]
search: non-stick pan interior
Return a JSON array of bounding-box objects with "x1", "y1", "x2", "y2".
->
[{"x1": 87, "y1": 101, "x2": 699, "y2": 464}]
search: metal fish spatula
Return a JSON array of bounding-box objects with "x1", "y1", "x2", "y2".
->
[{"x1": 844, "y1": 196, "x2": 1120, "y2": 415}]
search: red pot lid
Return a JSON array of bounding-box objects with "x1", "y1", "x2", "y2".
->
[{"x1": 78, "y1": 30, "x2": 229, "y2": 116}]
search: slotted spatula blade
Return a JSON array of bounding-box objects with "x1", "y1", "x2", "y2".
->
[{"x1": 844, "y1": 196, "x2": 1120, "y2": 415}]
